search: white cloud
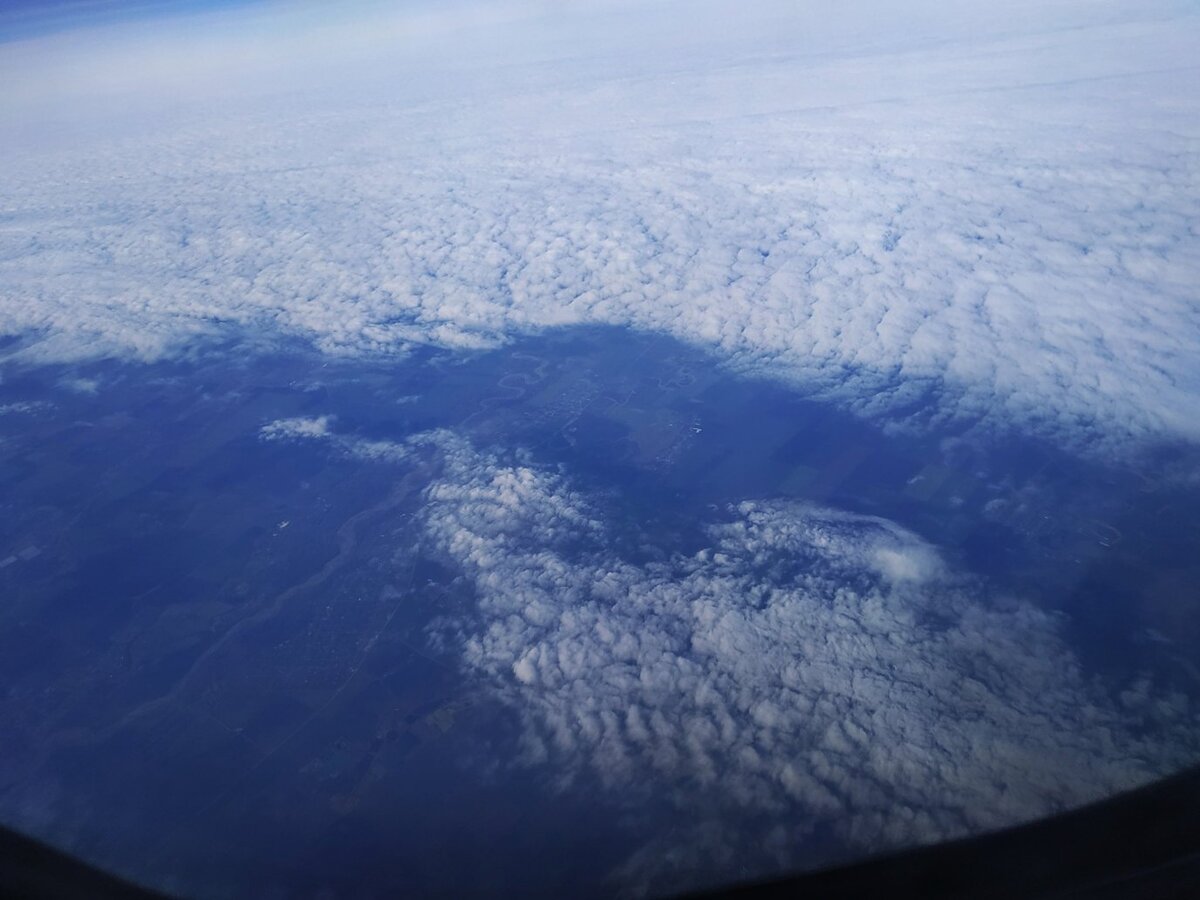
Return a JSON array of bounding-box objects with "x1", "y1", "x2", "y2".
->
[
  {"x1": 0, "y1": 0, "x2": 1197, "y2": 456},
  {"x1": 416, "y1": 433, "x2": 1200, "y2": 890},
  {"x1": 58, "y1": 376, "x2": 99, "y2": 394},
  {"x1": 259, "y1": 413, "x2": 411, "y2": 463},
  {"x1": 0, "y1": 401, "x2": 51, "y2": 415},
  {"x1": 259, "y1": 415, "x2": 334, "y2": 441}
]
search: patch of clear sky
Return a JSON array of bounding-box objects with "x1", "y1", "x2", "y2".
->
[{"x1": 0, "y1": 0, "x2": 263, "y2": 43}]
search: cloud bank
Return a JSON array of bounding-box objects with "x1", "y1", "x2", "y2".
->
[
  {"x1": 1, "y1": 0, "x2": 1198, "y2": 454},
  {"x1": 416, "y1": 432, "x2": 1199, "y2": 888}
]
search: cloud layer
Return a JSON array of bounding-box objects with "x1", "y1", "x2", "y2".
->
[
  {"x1": 2, "y1": 0, "x2": 1199, "y2": 454},
  {"x1": 416, "y1": 432, "x2": 1200, "y2": 887}
]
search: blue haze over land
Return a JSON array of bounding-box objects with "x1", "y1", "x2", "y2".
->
[{"x1": 1, "y1": 1, "x2": 1199, "y2": 896}]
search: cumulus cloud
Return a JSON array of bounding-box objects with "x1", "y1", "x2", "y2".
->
[
  {"x1": 259, "y1": 413, "x2": 411, "y2": 463},
  {"x1": 259, "y1": 414, "x2": 334, "y2": 441},
  {"x1": 416, "y1": 433, "x2": 1200, "y2": 889},
  {"x1": 1, "y1": 0, "x2": 1198, "y2": 455}
]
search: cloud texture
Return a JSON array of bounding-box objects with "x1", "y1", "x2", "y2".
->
[
  {"x1": 1, "y1": 0, "x2": 1198, "y2": 453},
  {"x1": 416, "y1": 432, "x2": 1199, "y2": 884}
]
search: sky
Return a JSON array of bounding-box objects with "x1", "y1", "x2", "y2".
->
[
  {"x1": 0, "y1": 0, "x2": 262, "y2": 42},
  {"x1": 2, "y1": 2, "x2": 1200, "y2": 886}
]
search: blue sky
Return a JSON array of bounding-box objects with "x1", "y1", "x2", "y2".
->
[{"x1": 0, "y1": 0, "x2": 261, "y2": 41}]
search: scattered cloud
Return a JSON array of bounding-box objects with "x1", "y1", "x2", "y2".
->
[
  {"x1": 58, "y1": 376, "x2": 100, "y2": 394},
  {"x1": 259, "y1": 413, "x2": 411, "y2": 463},
  {"x1": 259, "y1": 414, "x2": 334, "y2": 442},
  {"x1": 0, "y1": 400, "x2": 51, "y2": 415},
  {"x1": 416, "y1": 432, "x2": 1200, "y2": 890}
]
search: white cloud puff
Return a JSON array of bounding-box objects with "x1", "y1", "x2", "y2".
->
[
  {"x1": 259, "y1": 415, "x2": 334, "y2": 441},
  {"x1": 416, "y1": 433, "x2": 1200, "y2": 888},
  {"x1": 259, "y1": 413, "x2": 411, "y2": 463},
  {"x1": 1, "y1": 0, "x2": 1198, "y2": 455}
]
